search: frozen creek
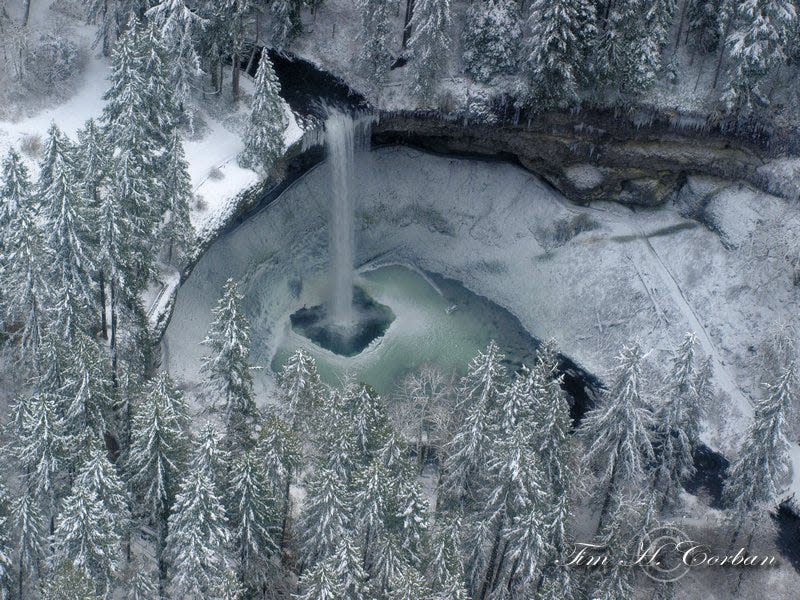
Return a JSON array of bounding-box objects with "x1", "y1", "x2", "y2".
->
[{"x1": 163, "y1": 145, "x2": 800, "y2": 464}]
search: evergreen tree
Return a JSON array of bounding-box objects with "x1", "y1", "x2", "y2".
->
[
  {"x1": 0, "y1": 149, "x2": 30, "y2": 253},
  {"x1": 462, "y1": 0, "x2": 520, "y2": 83},
  {"x1": 394, "y1": 475, "x2": 429, "y2": 565},
  {"x1": 358, "y1": 0, "x2": 394, "y2": 87},
  {"x1": 257, "y1": 415, "x2": 302, "y2": 553},
  {"x1": 41, "y1": 564, "x2": 102, "y2": 600},
  {"x1": 277, "y1": 348, "x2": 321, "y2": 430},
  {"x1": 146, "y1": 0, "x2": 207, "y2": 111},
  {"x1": 653, "y1": 333, "x2": 704, "y2": 509},
  {"x1": 294, "y1": 559, "x2": 344, "y2": 600},
  {"x1": 229, "y1": 450, "x2": 279, "y2": 594},
  {"x1": 10, "y1": 491, "x2": 46, "y2": 598},
  {"x1": 523, "y1": 0, "x2": 596, "y2": 108},
  {"x1": 165, "y1": 457, "x2": 232, "y2": 598},
  {"x1": 221, "y1": 0, "x2": 253, "y2": 101},
  {"x1": 347, "y1": 383, "x2": 390, "y2": 462},
  {"x1": 126, "y1": 371, "x2": 189, "y2": 583},
  {"x1": 0, "y1": 481, "x2": 12, "y2": 600},
  {"x1": 271, "y1": 0, "x2": 303, "y2": 47},
  {"x1": 593, "y1": 0, "x2": 661, "y2": 98},
  {"x1": 720, "y1": 0, "x2": 796, "y2": 113},
  {"x1": 12, "y1": 393, "x2": 66, "y2": 509},
  {"x1": 352, "y1": 458, "x2": 392, "y2": 570},
  {"x1": 441, "y1": 341, "x2": 505, "y2": 505},
  {"x1": 50, "y1": 481, "x2": 121, "y2": 596},
  {"x1": 425, "y1": 516, "x2": 464, "y2": 595},
  {"x1": 239, "y1": 55, "x2": 286, "y2": 173},
  {"x1": 388, "y1": 565, "x2": 433, "y2": 600},
  {"x1": 124, "y1": 562, "x2": 159, "y2": 600},
  {"x1": 578, "y1": 343, "x2": 655, "y2": 527},
  {"x1": 722, "y1": 363, "x2": 796, "y2": 530},
  {"x1": 329, "y1": 535, "x2": 369, "y2": 600},
  {"x1": 162, "y1": 131, "x2": 195, "y2": 264},
  {"x1": 202, "y1": 278, "x2": 259, "y2": 449},
  {"x1": 74, "y1": 443, "x2": 131, "y2": 540},
  {"x1": 3, "y1": 168, "x2": 51, "y2": 366},
  {"x1": 37, "y1": 124, "x2": 96, "y2": 321},
  {"x1": 407, "y1": 0, "x2": 452, "y2": 102},
  {"x1": 298, "y1": 464, "x2": 351, "y2": 568}
]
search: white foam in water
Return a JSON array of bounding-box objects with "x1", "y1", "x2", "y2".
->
[{"x1": 325, "y1": 111, "x2": 373, "y2": 328}]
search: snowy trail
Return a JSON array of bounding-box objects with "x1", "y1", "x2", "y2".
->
[{"x1": 634, "y1": 231, "x2": 754, "y2": 436}]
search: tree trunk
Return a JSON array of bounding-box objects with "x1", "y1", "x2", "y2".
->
[
  {"x1": 596, "y1": 456, "x2": 619, "y2": 534},
  {"x1": 157, "y1": 511, "x2": 168, "y2": 597},
  {"x1": 280, "y1": 466, "x2": 292, "y2": 561},
  {"x1": 479, "y1": 524, "x2": 503, "y2": 600},
  {"x1": 109, "y1": 278, "x2": 118, "y2": 388},
  {"x1": 713, "y1": 20, "x2": 732, "y2": 89},
  {"x1": 245, "y1": 14, "x2": 260, "y2": 76},
  {"x1": 674, "y1": 0, "x2": 688, "y2": 52},
  {"x1": 232, "y1": 54, "x2": 241, "y2": 102},
  {"x1": 99, "y1": 271, "x2": 108, "y2": 340}
]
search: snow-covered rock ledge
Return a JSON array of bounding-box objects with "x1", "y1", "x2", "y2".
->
[{"x1": 372, "y1": 108, "x2": 791, "y2": 206}]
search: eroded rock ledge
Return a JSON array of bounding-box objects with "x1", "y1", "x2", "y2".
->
[{"x1": 372, "y1": 110, "x2": 778, "y2": 207}]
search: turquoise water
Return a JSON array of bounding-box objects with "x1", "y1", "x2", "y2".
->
[{"x1": 271, "y1": 264, "x2": 539, "y2": 394}]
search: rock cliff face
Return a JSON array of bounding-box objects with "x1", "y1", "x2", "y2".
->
[{"x1": 372, "y1": 110, "x2": 773, "y2": 207}]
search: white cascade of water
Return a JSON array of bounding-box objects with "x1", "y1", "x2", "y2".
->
[{"x1": 325, "y1": 111, "x2": 373, "y2": 328}]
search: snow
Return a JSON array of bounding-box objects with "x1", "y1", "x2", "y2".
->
[{"x1": 563, "y1": 164, "x2": 605, "y2": 190}]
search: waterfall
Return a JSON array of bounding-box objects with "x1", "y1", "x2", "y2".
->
[{"x1": 325, "y1": 111, "x2": 373, "y2": 328}]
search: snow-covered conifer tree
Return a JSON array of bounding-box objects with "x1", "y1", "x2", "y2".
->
[
  {"x1": 277, "y1": 348, "x2": 321, "y2": 430},
  {"x1": 126, "y1": 371, "x2": 189, "y2": 581},
  {"x1": 123, "y1": 562, "x2": 159, "y2": 600},
  {"x1": 441, "y1": 341, "x2": 505, "y2": 505},
  {"x1": 358, "y1": 0, "x2": 393, "y2": 87},
  {"x1": 10, "y1": 491, "x2": 46, "y2": 597},
  {"x1": 257, "y1": 415, "x2": 302, "y2": 552},
  {"x1": 165, "y1": 461, "x2": 232, "y2": 598},
  {"x1": 295, "y1": 559, "x2": 344, "y2": 600},
  {"x1": 329, "y1": 535, "x2": 369, "y2": 600},
  {"x1": 201, "y1": 278, "x2": 259, "y2": 449},
  {"x1": 50, "y1": 481, "x2": 121, "y2": 596},
  {"x1": 0, "y1": 148, "x2": 30, "y2": 251},
  {"x1": 239, "y1": 55, "x2": 286, "y2": 173},
  {"x1": 74, "y1": 443, "x2": 131, "y2": 540},
  {"x1": 462, "y1": 0, "x2": 520, "y2": 83},
  {"x1": 146, "y1": 0, "x2": 207, "y2": 111},
  {"x1": 523, "y1": 0, "x2": 595, "y2": 108},
  {"x1": 407, "y1": 0, "x2": 451, "y2": 103},
  {"x1": 270, "y1": 0, "x2": 303, "y2": 47},
  {"x1": 38, "y1": 124, "x2": 95, "y2": 322},
  {"x1": 425, "y1": 516, "x2": 464, "y2": 595},
  {"x1": 395, "y1": 475, "x2": 428, "y2": 565},
  {"x1": 578, "y1": 343, "x2": 655, "y2": 526},
  {"x1": 161, "y1": 131, "x2": 195, "y2": 264},
  {"x1": 653, "y1": 332, "x2": 704, "y2": 509},
  {"x1": 387, "y1": 565, "x2": 433, "y2": 600},
  {"x1": 229, "y1": 450, "x2": 279, "y2": 593},
  {"x1": 0, "y1": 482, "x2": 12, "y2": 600},
  {"x1": 722, "y1": 363, "x2": 796, "y2": 530},
  {"x1": 720, "y1": 0, "x2": 796, "y2": 113},
  {"x1": 298, "y1": 464, "x2": 351, "y2": 568},
  {"x1": 351, "y1": 458, "x2": 392, "y2": 570},
  {"x1": 347, "y1": 383, "x2": 390, "y2": 462},
  {"x1": 41, "y1": 563, "x2": 101, "y2": 600}
]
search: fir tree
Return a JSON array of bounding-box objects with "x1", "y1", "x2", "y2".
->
[
  {"x1": 442, "y1": 341, "x2": 505, "y2": 505},
  {"x1": 123, "y1": 562, "x2": 159, "y2": 600},
  {"x1": 37, "y1": 123, "x2": 96, "y2": 321},
  {"x1": 257, "y1": 415, "x2": 302, "y2": 553},
  {"x1": 74, "y1": 443, "x2": 131, "y2": 540},
  {"x1": 10, "y1": 491, "x2": 46, "y2": 599},
  {"x1": 352, "y1": 458, "x2": 392, "y2": 569},
  {"x1": 145, "y1": 0, "x2": 207, "y2": 111},
  {"x1": 239, "y1": 55, "x2": 286, "y2": 173},
  {"x1": 277, "y1": 348, "x2": 321, "y2": 430},
  {"x1": 202, "y1": 278, "x2": 259, "y2": 449},
  {"x1": 394, "y1": 475, "x2": 429, "y2": 565},
  {"x1": 41, "y1": 563, "x2": 102, "y2": 600},
  {"x1": 407, "y1": 0, "x2": 452, "y2": 103},
  {"x1": 347, "y1": 383, "x2": 390, "y2": 462},
  {"x1": 271, "y1": 0, "x2": 303, "y2": 47},
  {"x1": 329, "y1": 535, "x2": 369, "y2": 600},
  {"x1": 126, "y1": 371, "x2": 189, "y2": 584},
  {"x1": 462, "y1": 0, "x2": 520, "y2": 83},
  {"x1": 578, "y1": 343, "x2": 655, "y2": 527},
  {"x1": 388, "y1": 565, "x2": 433, "y2": 600},
  {"x1": 425, "y1": 516, "x2": 464, "y2": 595},
  {"x1": 165, "y1": 457, "x2": 232, "y2": 598},
  {"x1": 162, "y1": 131, "x2": 195, "y2": 264},
  {"x1": 298, "y1": 464, "x2": 351, "y2": 568},
  {"x1": 0, "y1": 481, "x2": 12, "y2": 600},
  {"x1": 720, "y1": 0, "x2": 796, "y2": 113},
  {"x1": 3, "y1": 168, "x2": 51, "y2": 366},
  {"x1": 221, "y1": 0, "x2": 253, "y2": 101},
  {"x1": 50, "y1": 481, "x2": 121, "y2": 596},
  {"x1": 229, "y1": 450, "x2": 279, "y2": 594},
  {"x1": 523, "y1": 0, "x2": 596, "y2": 108},
  {"x1": 653, "y1": 332, "x2": 704, "y2": 509},
  {"x1": 722, "y1": 363, "x2": 796, "y2": 531},
  {"x1": 358, "y1": 0, "x2": 394, "y2": 87},
  {"x1": 0, "y1": 148, "x2": 30, "y2": 253},
  {"x1": 294, "y1": 559, "x2": 344, "y2": 600}
]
